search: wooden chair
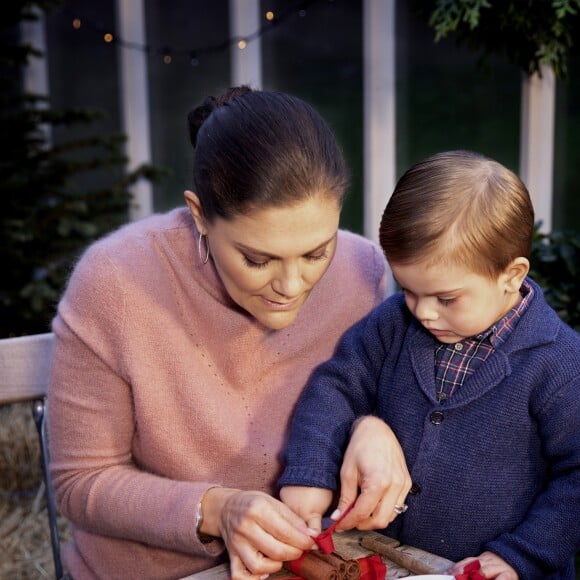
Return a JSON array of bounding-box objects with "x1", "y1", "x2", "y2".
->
[{"x1": 0, "y1": 332, "x2": 64, "y2": 580}]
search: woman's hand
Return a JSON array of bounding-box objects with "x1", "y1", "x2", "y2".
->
[
  {"x1": 450, "y1": 552, "x2": 518, "y2": 579},
  {"x1": 201, "y1": 487, "x2": 317, "y2": 580},
  {"x1": 279, "y1": 485, "x2": 334, "y2": 534},
  {"x1": 332, "y1": 416, "x2": 412, "y2": 531}
]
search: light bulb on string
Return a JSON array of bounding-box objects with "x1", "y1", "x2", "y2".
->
[
  {"x1": 61, "y1": 0, "x2": 323, "y2": 68},
  {"x1": 162, "y1": 46, "x2": 172, "y2": 64}
]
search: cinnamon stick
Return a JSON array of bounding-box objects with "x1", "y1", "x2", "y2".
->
[
  {"x1": 283, "y1": 552, "x2": 340, "y2": 580},
  {"x1": 360, "y1": 535, "x2": 451, "y2": 575},
  {"x1": 312, "y1": 550, "x2": 361, "y2": 580}
]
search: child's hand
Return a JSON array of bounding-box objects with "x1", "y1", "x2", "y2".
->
[
  {"x1": 451, "y1": 551, "x2": 518, "y2": 579},
  {"x1": 279, "y1": 485, "x2": 333, "y2": 534}
]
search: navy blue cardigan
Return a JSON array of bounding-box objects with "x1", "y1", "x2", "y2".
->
[{"x1": 279, "y1": 278, "x2": 580, "y2": 579}]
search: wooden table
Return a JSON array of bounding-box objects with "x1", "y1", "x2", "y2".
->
[{"x1": 182, "y1": 530, "x2": 454, "y2": 579}]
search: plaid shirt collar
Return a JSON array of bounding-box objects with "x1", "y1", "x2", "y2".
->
[{"x1": 433, "y1": 280, "x2": 534, "y2": 401}]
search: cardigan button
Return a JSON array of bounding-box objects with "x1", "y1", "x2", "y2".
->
[
  {"x1": 430, "y1": 411, "x2": 444, "y2": 424},
  {"x1": 409, "y1": 482, "x2": 422, "y2": 495}
]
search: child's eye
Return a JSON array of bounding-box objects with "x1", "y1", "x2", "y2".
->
[
  {"x1": 243, "y1": 256, "x2": 269, "y2": 269},
  {"x1": 438, "y1": 297, "x2": 456, "y2": 306}
]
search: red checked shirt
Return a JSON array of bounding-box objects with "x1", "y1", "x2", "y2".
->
[{"x1": 434, "y1": 280, "x2": 534, "y2": 402}]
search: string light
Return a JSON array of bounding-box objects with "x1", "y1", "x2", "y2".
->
[
  {"x1": 66, "y1": 0, "x2": 326, "y2": 67},
  {"x1": 162, "y1": 47, "x2": 172, "y2": 64}
]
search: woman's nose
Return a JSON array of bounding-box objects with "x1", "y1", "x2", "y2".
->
[{"x1": 272, "y1": 263, "x2": 303, "y2": 298}]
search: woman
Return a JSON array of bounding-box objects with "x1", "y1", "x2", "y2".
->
[{"x1": 48, "y1": 86, "x2": 411, "y2": 580}]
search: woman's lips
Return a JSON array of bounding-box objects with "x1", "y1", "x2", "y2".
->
[{"x1": 260, "y1": 296, "x2": 302, "y2": 311}]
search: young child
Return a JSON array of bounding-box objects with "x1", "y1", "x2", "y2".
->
[{"x1": 279, "y1": 150, "x2": 580, "y2": 580}]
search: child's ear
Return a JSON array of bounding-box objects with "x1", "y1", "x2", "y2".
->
[{"x1": 502, "y1": 257, "x2": 530, "y2": 293}]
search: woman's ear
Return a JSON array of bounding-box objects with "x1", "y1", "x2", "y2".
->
[
  {"x1": 502, "y1": 257, "x2": 530, "y2": 293},
  {"x1": 184, "y1": 190, "x2": 206, "y2": 234}
]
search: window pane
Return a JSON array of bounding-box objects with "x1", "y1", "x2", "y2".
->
[
  {"x1": 261, "y1": 0, "x2": 363, "y2": 233},
  {"x1": 45, "y1": 0, "x2": 122, "y2": 193},
  {"x1": 396, "y1": 3, "x2": 521, "y2": 181},
  {"x1": 145, "y1": 0, "x2": 230, "y2": 212},
  {"x1": 554, "y1": 41, "x2": 580, "y2": 232}
]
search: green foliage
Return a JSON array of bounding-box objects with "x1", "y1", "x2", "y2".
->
[
  {"x1": 530, "y1": 225, "x2": 580, "y2": 331},
  {"x1": 0, "y1": 0, "x2": 167, "y2": 337},
  {"x1": 412, "y1": 0, "x2": 580, "y2": 78}
]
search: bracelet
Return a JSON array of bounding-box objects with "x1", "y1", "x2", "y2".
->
[
  {"x1": 194, "y1": 499, "x2": 204, "y2": 535},
  {"x1": 195, "y1": 489, "x2": 220, "y2": 544}
]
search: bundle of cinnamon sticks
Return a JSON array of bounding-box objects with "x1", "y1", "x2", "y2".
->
[{"x1": 283, "y1": 550, "x2": 363, "y2": 580}]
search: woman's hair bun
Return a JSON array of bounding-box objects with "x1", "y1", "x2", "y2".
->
[{"x1": 187, "y1": 85, "x2": 253, "y2": 148}]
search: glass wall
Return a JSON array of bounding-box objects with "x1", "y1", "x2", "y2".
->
[
  {"x1": 45, "y1": 0, "x2": 120, "y2": 137},
  {"x1": 45, "y1": 0, "x2": 122, "y2": 194},
  {"x1": 45, "y1": 0, "x2": 231, "y2": 213},
  {"x1": 554, "y1": 39, "x2": 580, "y2": 232},
  {"x1": 396, "y1": 4, "x2": 521, "y2": 179},
  {"x1": 263, "y1": 0, "x2": 523, "y2": 234},
  {"x1": 261, "y1": 0, "x2": 364, "y2": 234},
  {"x1": 43, "y1": 0, "x2": 580, "y2": 233},
  {"x1": 145, "y1": 0, "x2": 230, "y2": 211}
]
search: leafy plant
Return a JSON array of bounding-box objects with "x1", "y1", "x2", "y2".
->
[
  {"x1": 0, "y1": 0, "x2": 167, "y2": 337},
  {"x1": 411, "y1": 0, "x2": 580, "y2": 79},
  {"x1": 530, "y1": 225, "x2": 580, "y2": 331}
]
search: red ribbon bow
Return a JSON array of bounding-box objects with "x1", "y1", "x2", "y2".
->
[
  {"x1": 287, "y1": 503, "x2": 386, "y2": 580},
  {"x1": 454, "y1": 560, "x2": 485, "y2": 580}
]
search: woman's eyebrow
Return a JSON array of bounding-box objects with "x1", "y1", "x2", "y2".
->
[{"x1": 235, "y1": 234, "x2": 336, "y2": 259}]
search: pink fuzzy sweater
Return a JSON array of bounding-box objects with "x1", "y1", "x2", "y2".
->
[{"x1": 48, "y1": 208, "x2": 387, "y2": 579}]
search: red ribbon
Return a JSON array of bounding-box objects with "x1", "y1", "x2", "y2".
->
[
  {"x1": 285, "y1": 553, "x2": 308, "y2": 577},
  {"x1": 357, "y1": 553, "x2": 387, "y2": 580},
  {"x1": 285, "y1": 503, "x2": 386, "y2": 580},
  {"x1": 314, "y1": 503, "x2": 354, "y2": 554},
  {"x1": 454, "y1": 560, "x2": 485, "y2": 580}
]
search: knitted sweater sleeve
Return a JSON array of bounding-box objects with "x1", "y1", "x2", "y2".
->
[
  {"x1": 47, "y1": 243, "x2": 224, "y2": 557},
  {"x1": 484, "y1": 326, "x2": 580, "y2": 578},
  {"x1": 279, "y1": 298, "x2": 402, "y2": 490}
]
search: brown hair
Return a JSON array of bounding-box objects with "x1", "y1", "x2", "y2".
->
[
  {"x1": 187, "y1": 86, "x2": 349, "y2": 222},
  {"x1": 379, "y1": 150, "x2": 535, "y2": 278}
]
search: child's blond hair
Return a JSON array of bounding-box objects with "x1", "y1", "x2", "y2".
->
[{"x1": 380, "y1": 150, "x2": 535, "y2": 278}]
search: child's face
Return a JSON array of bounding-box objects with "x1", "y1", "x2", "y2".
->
[{"x1": 390, "y1": 260, "x2": 524, "y2": 343}]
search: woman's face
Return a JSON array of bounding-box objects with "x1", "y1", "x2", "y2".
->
[{"x1": 186, "y1": 192, "x2": 341, "y2": 330}]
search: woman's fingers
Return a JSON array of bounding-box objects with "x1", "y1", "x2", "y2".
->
[
  {"x1": 229, "y1": 552, "x2": 275, "y2": 580},
  {"x1": 223, "y1": 491, "x2": 315, "y2": 579},
  {"x1": 334, "y1": 416, "x2": 412, "y2": 531}
]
